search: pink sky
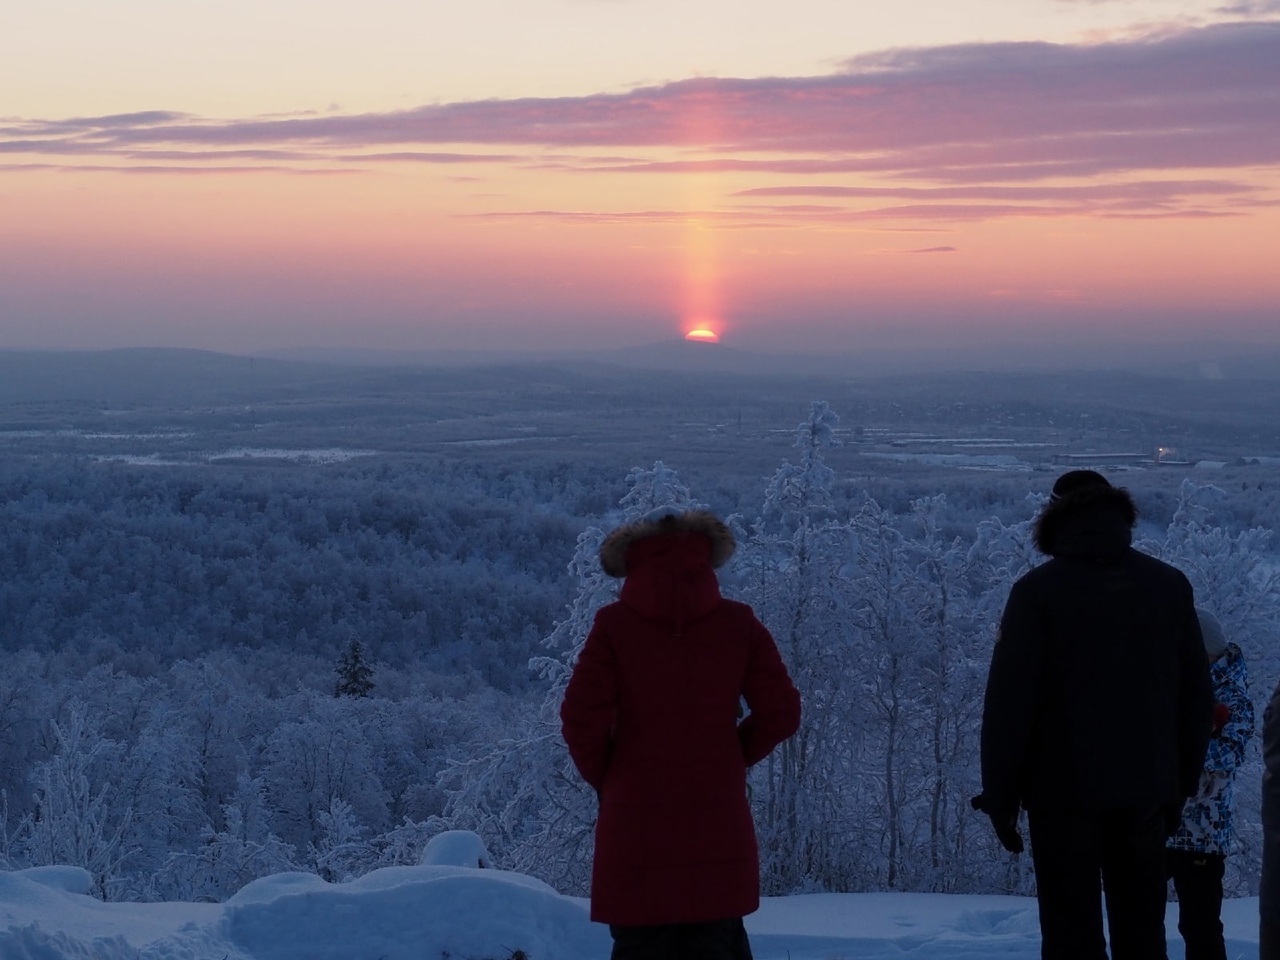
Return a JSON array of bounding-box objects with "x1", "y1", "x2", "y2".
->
[{"x1": 2, "y1": 11, "x2": 1279, "y2": 358}]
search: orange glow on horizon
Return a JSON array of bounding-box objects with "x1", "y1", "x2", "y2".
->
[{"x1": 685, "y1": 327, "x2": 720, "y2": 342}]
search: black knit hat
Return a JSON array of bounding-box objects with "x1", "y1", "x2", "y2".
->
[{"x1": 1050, "y1": 469, "x2": 1112, "y2": 501}]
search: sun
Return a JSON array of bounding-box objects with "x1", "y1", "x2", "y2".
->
[{"x1": 685, "y1": 327, "x2": 720, "y2": 343}]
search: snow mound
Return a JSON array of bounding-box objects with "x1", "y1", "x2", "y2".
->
[
  {"x1": 14, "y1": 866, "x2": 94, "y2": 895},
  {"x1": 0, "y1": 925, "x2": 138, "y2": 960},
  {"x1": 419, "y1": 828, "x2": 493, "y2": 868},
  {"x1": 0, "y1": 871, "x2": 137, "y2": 959},
  {"x1": 1, "y1": 867, "x2": 224, "y2": 958},
  {"x1": 224, "y1": 863, "x2": 609, "y2": 960}
]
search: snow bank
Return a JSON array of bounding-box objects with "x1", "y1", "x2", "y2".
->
[
  {"x1": 0, "y1": 868, "x2": 211, "y2": 960},
  {"x1": 13, "y1": 866, "x2": 94, "y2": 895},
  {"x1": 224, "y1": 863, "x2": 610, "y2": 960},
  {"x1": 0, "y1": 859, "x2": 1263, "y2": 960},
  {"x1": 750, "y1": 892, "x2": 1043, "y2": 958},
  {"x1": 0, "y1": 925, "x2": 138, "y2": 960}
]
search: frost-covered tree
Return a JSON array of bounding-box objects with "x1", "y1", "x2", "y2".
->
[
  {"x1": 963, "y1": 497, "x2": 1042, "y2": 893},
  {"x1": 846, "y1": 496, "x2": 917, "y2": 889},
  {"x1": 0, "y1": 789, "x2": 15, "y2": 869},
  {"x1": 16, "y1": 706, "x2": 136, "y2": 899},
  {"x1": 967, "y1": 492, "x2": 1043, "y2": 626},
  {"x1": 0, "y1": 650, "x2": 46, "y2": 818},
  {"x1": 311, "y1": 796, "x2": 373, "y2": 881},
  {"x1": 898, "y1": 495, "x2": 988, "y2": 890},
  {"x1": 157, "y1": 774, "x2": 299, "y2": 902},
  {"x1": 109, "y1": 715, "x2": 204, "y2": 899},
  {"x1": 731, "y1": 401, "x2": 855, "y2": 892},
  {"x1": 1138, "y1": 480, "x2": 1280, "y2": 646},
  {"x1": 163, "y1": 656, "x2": 253, "y2": 834},
  {"x1": 261, "y1": 693, "x2": 390, "y2": 853}
]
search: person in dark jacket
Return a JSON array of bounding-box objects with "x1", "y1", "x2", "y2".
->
[
  {"x1": 1166, "y1": 608, "x2": 1254, "y2": 960},
  {"x1": 1262, "y1": 679, "x2": 1280, "y2": 960},
  {"x1": 977, "y1": 470, "x2": 1214, "y2": 960},
  {"x1": 560, "y1": 509, "x2": 801, "y2": 960}
]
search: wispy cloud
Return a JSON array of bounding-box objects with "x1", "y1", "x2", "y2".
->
[
  {"x1": 332, "y1": 151, "x2": 523, "y2": 164},
  {"x1": 2, "y1": 162, "x2": 360, "y2": 176},
  {"x1": 1216, "y1": 0, "x2": 1280, "y2": 15},
  {"x1": 723, "y1": 179, "x2": 1263, "y2": 220},
  {"x1": 3, "y1": 22, "x2": 1277, "y2": 224},
  {"x1": 125, "y1": 148, "x2": 326, "y2": 162},
  {"x1": 467, "y1": 199, "x2": 1236, "y2": 226},
  {"x1": 733, "y1": 181, "x2": 1255, "y2": 202}
]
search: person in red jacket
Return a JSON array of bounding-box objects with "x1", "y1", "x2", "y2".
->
[{"x1": 560, "y1": 509, "x2": 801, "y2": 960}]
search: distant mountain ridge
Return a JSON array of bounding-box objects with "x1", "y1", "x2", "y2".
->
[
  {"x1": 258, "y1": 338, "x2": 1280, "y2": 379},
  {"x1": 3, "y1": 340, "x2": 1280, "y2": 407},
  {"x1": 0, "y1": 348, "x2": 353, "y2": 405}
]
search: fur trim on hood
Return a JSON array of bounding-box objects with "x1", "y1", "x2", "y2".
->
[
  {"x1": 1033, "y1": 483, "x2": 1137, "y2": 558},
  {"x1": 600, "y1": 510, "x2": 735, "y2": 578}
]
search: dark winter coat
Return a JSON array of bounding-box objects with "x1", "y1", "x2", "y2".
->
[
  {"x1": 1167, "y1": 641, "x2": 1254, "y2": 855},
  {"x1": 560, "y1": 511, "x2": 801, "y2": 926},
  {"x1": 980, "y1": 484, "x2": 1214, "y2": 817},
  {"x1": 1261, "y1": 679, "x2": 1280, "y2": 959}
]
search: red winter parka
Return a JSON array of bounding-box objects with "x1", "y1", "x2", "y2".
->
[{"x1": 560, "y1": 510, "x2": 801, "y2": 927}]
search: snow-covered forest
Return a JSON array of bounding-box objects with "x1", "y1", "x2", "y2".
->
[
  {"x1": 2, "y1": 354, "x2": 1279, "y2": 916},
  {"x1": 3, "y1": 383, "x2": 1279, "y2": 909}
]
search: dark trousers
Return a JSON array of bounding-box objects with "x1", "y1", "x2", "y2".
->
[
  {"x1": 1166, "y1": 849, "x2": 1226, "y2": 960},
  {"x1": 1027, "y1": 807, "x2": 1169, "y2": 960},
  {"x1": 609, "y1": 918, "x2": 753, "y2": 960},
  {"x1": 1262, "y1": 759, "x2": 1280, "y2": 960}
]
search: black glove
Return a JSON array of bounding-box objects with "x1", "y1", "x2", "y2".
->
[{"x1": 971, "y1": 794, "x2": 1024, "y2": 854}]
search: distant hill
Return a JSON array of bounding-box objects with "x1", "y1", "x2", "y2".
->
[
  {"x1": 0, "y1": 348, "x2": 361, "y2": 405},
  {"x1": 4, "y1": 339, "x2": 1280, "y2": 409},
  {"x1": 188, "y1": 336, "x2": 1280, "y2": 381},
  {"x1": 258, "y1": 340, "x2": 827, "y2": 376}
]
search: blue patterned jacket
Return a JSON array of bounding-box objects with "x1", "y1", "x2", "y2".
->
[{"x1": 1168, "y1": 642, "x2": 1254, "y2": 855}]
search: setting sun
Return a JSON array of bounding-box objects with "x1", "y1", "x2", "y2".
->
[{"x1": 685, "y1": 328, "x2": 720, "y2": 343}]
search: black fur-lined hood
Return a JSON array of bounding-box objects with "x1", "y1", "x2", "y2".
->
[
  {"x1": 1033, "y1": 484, "x2": 1137, "y2": 559},
  {"x1": 599, "y1": 510, "x2": 735, "y2": 578}
]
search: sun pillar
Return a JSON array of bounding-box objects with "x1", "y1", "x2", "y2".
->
[
  {"x1": 683, "y1": 216, "x2": 721, "y2": 341},
  {"x1": 679, "y1": 84, "x2": 725, "y2": 343}
]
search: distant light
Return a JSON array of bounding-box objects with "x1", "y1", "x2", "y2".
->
[{"x1": 685, "y1": 328, "x2": 719, "y2": 343}]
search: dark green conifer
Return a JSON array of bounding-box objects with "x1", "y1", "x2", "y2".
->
[{"x1": 334, "y1": 638, "x2": 375, "y2": 698}]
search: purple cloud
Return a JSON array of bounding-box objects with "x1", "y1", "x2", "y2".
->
[
  {"x1": 333, "y1": 151, "x2": 523, "y2": 163},
  {"x1": 127, "y1": 148, "x2": 324, "y2": 161},
  {"x1": 1, "y1": 162, "x2": 359, "y2": 176},
  {"x1": 64, "y1": 111, "x2": 189, "y2": 127},
  {"x1": 2, "y1": 21, "x2": 1276, "y2": 224},
  {"x1": 733, "y1": 181, "x2": 1256, "y2": 202},
  {"x1": 1216, "y1": 0, "x2": 1280, "y2": 14}
]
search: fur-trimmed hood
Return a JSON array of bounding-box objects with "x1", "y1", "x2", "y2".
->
[
  {"x1": 599, "y1": 510, "x2": 735, "y2": 578},
  {"x1": 600, "y1": 510, "x2": 734, "y2": 627},
  {"x1": 1033, "y1": 483, "x2": 1137, "y2": 559}
]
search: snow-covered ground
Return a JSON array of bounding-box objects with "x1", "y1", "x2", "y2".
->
[{"x1": 0, "y1": 859, "x2": 1262, "y2": 960}]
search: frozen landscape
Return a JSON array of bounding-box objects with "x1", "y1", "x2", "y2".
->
[
  {"x1": 2, "y1": 351, "x2": 1278, "y2": 960},
  {"x1": 8, "y1": 0, "x2": 1280, "y2": 952}
]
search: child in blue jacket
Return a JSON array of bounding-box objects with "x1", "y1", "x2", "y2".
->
[{"x1": 1166, "y1": 608, "x2": 1255, "y2": 960}]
